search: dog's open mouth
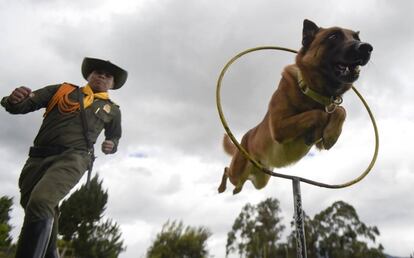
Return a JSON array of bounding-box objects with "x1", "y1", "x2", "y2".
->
[{"x1": 333, "y1": 62, "x2": 361, "y2": 82}]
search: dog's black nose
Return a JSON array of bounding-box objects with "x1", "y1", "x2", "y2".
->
[
  {"x1": 356, "y1": 42, "x2": 373, "y2": 55},
  {"x1": 352, "y1": 42, "x2": 372, "y2": 65}
]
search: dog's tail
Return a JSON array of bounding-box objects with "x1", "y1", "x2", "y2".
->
[{"x1": 223, "y1": 134, "x2": 237, "y2": 155}]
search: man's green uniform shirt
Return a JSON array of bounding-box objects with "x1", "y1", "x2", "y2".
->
[{"x1": 1, "y1": 84, "x2": 122, "y2": 153}]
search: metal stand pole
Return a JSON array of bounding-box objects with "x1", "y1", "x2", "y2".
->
[{"x1": 292, "y1": 178, "x2": 307, "y2": 258}]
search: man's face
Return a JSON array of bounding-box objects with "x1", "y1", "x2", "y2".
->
[{"x1": 87, "y1": 70, "x2": 114, "y2": 92}]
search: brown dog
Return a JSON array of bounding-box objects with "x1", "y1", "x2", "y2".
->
[{"x1": 218, "y1": 19, "x2": 373, "y2": 194}]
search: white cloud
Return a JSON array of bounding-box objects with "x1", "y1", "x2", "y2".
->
[{"x1": 1, "y1": 0, "x2": 413, "y2": 257}]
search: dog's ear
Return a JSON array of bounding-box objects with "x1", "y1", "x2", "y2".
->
[{"x1": 302, "y1": 19, "x2": 320, "y2": 48}]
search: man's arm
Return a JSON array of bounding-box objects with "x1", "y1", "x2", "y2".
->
[
  {"x1": 1, "y1": 85, "x2": 60, "y2": 114},
  {"x1": 102, "y1": 106, "x2": 122, "y2": 154}
]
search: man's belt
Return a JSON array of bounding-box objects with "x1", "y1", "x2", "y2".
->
[{"x1": 28, "y1": 146, "x2": 69, "y2": 158}]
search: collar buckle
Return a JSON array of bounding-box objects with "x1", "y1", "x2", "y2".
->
[{"x1": 325, "y1": 96, "x2": 343, "y2": 113}]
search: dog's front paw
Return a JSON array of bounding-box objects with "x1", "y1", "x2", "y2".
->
[
  {"x1": 304, "y1": 132, "x2": 316, "y2": 146},
  {"x1": 304, "y1": 127, "x2": 324, "y2": 146},
  {"x1": 321, "y1": 123, "x2": 342, "y2": 149},
  {"x1": 322, "y1": 107, "x2": 346, "y2": 150},
  {"x1": 321, "y1": 134, "x2": 339, "y2": 150}
]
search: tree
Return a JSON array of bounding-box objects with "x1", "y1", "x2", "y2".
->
[
  {"x1": 146, "y1": 220, "x2": 211, "y2": 258},
  {"x1": 226, "y1": 198, "x2": 285, "y2": 258},
  {"x1": 59, "y1": 175, "x2": 125, "y2": 258},
  {"x1": 0, "y1": 196, "x2": 13, "y2": 248},
  {"x1": 59, "y1": 175, "x2": 108, "y2": 242},
  {"x1": 288, "y1": 200, "x2": 385, "y2": 258},
  {"x1": 72, "y1": 218, "x2": 125, "y2": 258},
  {"x1": 0, "y1": 196, "x2": 15, "y2": 258}
]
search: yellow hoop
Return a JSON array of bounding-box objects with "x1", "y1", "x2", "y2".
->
[{"x1": 216, "y1": 46, "x2": 379, "y2": 188}]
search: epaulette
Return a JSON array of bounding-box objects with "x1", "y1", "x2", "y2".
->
[{"x1": 108, "y1": 99, "x2": 120, "y2": 108}]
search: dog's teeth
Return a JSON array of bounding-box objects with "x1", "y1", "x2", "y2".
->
[
  {"x1": 338, "y1": 66, "x2": 351, "y2": 76},
  {"x1": 355, "y1": 66, "x2": 360, "y2": 72},
  {"x1": 343, "y1": 66, "x2": 350, "y2": 75}
]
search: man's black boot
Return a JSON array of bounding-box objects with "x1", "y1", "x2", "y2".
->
[
  {"x1": 45, "y1": 213, "x2": 60, "y2": 258},
  {"x1": 44, "y1": 237, "x2": 60, "y2": 258},
  {"x1": 15, "y1": 217, "x2": 54, "y2": 258}
]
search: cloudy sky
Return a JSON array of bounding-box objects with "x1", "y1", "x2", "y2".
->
[{"x1": 0, "y1": 0, "x2": 413, "y2": 257}]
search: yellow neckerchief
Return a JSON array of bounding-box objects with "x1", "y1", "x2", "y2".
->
[
  {"x1": 44, "y1": 83, "x2": 109, "y2": 117},
  {"x1": 81, "y1": 84, "x2": 109, "y2": 108}
]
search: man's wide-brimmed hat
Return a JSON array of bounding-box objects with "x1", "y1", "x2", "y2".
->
[{"x1": 82, "y1": 57, "x2": 128, "y2": 89}]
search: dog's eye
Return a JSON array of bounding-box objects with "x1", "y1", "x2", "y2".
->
[{"x1": 328, "y1": 34, "x2": 337, "y2": 40}]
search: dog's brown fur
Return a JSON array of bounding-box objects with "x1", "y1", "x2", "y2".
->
[{"x1": 219, "y1": 19, "x2": 372, "y2": 194}]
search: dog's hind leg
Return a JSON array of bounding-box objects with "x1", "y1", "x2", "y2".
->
[
  {"x1": 220, "y1": 132, "x2": 252, "y2": 194},
  {"x1": 218, "y1": 167, "x2": 229, "y2": 193},
  {"x1": 232, "y1": 161, "x2": 253, "y2": 195},
  {"x1": 233, "y1": 185, "x2": 243, "y2": 195},
  {"x1": 250, "y1": 167, "x2": 271, "y2": 190}
]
